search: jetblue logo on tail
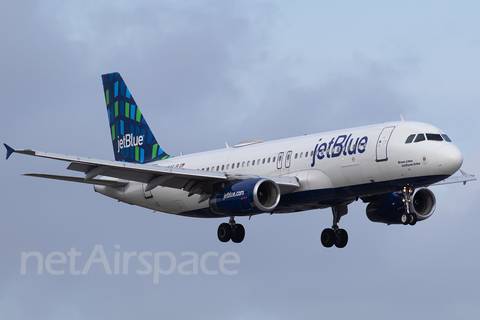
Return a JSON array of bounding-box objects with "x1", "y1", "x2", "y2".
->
[
  {"x1": 102, "y1": 72, "x2": 170, "y2": 163},
  {"x1": 117, "y1": 134, "x2": 144, "y2": 153}
]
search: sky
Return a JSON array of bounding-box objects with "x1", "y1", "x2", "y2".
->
[{"x1": 1, "y1": 0, "x2": 479, "y2": 319}]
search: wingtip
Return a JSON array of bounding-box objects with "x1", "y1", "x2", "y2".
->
[{"x1": 4, "y1": 143, "x2": 15, "y2": 160}]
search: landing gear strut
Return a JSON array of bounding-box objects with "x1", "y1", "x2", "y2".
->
[
  {"x1": 217, "y1": 216, "x2": 245, "y2": 243},
  {"x1": 400, "y1": 186, "x2": 417, "y2": 226},
  {"x1": 321, "y1": 205, "x2": 349, "y2": 248}
]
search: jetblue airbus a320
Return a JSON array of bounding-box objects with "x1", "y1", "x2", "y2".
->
[{"x1": 5, "y1": 72, "x2": 476, "y2": 248}]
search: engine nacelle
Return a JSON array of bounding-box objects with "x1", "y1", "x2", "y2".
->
[
  {"x1": 209, "y1": 178, "x2": 281, "y2": 216},
  {"x1": 366, "y1": 188, "x2": 436, "y2": 225}
]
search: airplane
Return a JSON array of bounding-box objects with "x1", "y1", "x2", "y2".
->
[{"x1": 4, "y1": 72, "x2": 476, "y2": 248}]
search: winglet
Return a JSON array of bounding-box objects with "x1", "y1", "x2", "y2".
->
[{"x1": 4, "y1": 143, "x2": 15, "y2": 160}]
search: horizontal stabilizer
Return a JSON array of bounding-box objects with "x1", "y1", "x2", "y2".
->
[{"x1": 23, "y1": 173, "x2": 129, "y2": 187}]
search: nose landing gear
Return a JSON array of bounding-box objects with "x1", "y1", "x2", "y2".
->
[{"x1": 400, "y1": 186, "x2": 418, "y2": 226}]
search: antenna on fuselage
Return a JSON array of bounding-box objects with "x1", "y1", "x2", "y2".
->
[{"x1": 400, "y1": 114, "x2": 405, "y2": 121}]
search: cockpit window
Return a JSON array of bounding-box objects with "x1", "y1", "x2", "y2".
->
[
  {"x1": 442, "y1": 134, "x2": 452, "y2": 142},
  {"x1": 405, "y1": 134, "x2": 415, "y2": 144},
  {"x1": 414, "y1": 134, "x2": 425, "y2": 143},
  {"x1": 426, "y1": 133, "x2": 443, "y2": 141}
]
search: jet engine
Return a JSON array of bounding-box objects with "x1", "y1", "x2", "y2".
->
[
  {"x1": 209, "y1": 178, "x2": 281, "y2": 215},
  {"x1": 366, "y1": 188, "x2": 436, "y2": 225}
]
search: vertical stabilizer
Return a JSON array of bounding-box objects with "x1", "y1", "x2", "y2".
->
[{"x1": 101, "y1": 72, "x2": 170, "y2": 163}]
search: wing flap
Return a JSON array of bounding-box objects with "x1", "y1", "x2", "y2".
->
[{"x1": 23, "y1": 174, "x2": 129, "y2": 187}]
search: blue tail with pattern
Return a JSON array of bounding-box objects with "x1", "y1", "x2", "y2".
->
[{"x1": 101, "y1": 72, "x2": 171, "y2": 163}]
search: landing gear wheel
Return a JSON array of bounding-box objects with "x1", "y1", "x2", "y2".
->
[
  {"x1": 231, "y1": 224, "x2": 245, "y2": 243},
  {"x1": 401, "y1": 214, "x2": 409, "y2": 225},
  {"x1": 321, "y1": 228, "x2": 336, "y2": 248},
  {"x1": 335, "y1": 229, "x2": 348, "y2": 248},
  {"x1": 408, "y1": 214, "x2": 417, "y2": 226},
  {"x1": 217, "y1": 223, "x2": 232, "y2": 242}
]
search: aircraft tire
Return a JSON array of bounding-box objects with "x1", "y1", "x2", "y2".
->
[
  {"x1": 231, "y1": 224, "x2": 245, "y2": 243},
  {"x1": 321, "y1": 228, "x2": 336, "y2": 248},
  {"x1": 218, "y1": 223, "x2": 232, "y2": 242},
  {"x1": 409, "y1": 214, "x2": 417, "y2": 226},
  {"x1": 401, "y1": 214, "x2": 409, "y2": 225},
  {"x1": 335, "y1": 229, "x2": 348, "y2": 248}
]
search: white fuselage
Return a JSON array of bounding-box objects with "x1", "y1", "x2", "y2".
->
[{"x1": 94, "y1": 121, "x2": 463, "y2": 218}]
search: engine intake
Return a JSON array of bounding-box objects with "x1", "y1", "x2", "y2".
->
[
  {"x1": 366, "y1": 188, "x2": 436, "y2": 224},
  {"x1": 209, "y1": 178, "x2": 281, "y2": 216}
]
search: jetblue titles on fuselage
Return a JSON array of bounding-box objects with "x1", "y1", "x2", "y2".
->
[{"x1": 311, "y1": 134, "x2": 368, "y2": 167}]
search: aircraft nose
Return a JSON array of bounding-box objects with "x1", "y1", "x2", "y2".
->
[{"x1": 436, "y1": 144, "x2": 463, "y2": 174}]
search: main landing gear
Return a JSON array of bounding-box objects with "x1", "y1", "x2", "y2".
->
[
  {"x1": 321, "y1": 205, "x2": 349, "y2": 248},
  {"x1": 400, "y1": 186, "x2": 417, "y2": 226},
  {"x1": 217, "y1": 216, "x2": 245, "y2": 243}
]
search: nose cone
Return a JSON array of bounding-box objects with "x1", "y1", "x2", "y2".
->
[{"x1": 437, "y1": 144, "x2": 463, "y2": 175}]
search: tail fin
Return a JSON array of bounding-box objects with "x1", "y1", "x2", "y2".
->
[{"x1": 101, "y1": 72, "x2": 171, "y2": 163}]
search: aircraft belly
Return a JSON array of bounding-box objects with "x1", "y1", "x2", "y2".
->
[
  {"x1": 149, "y1": 186, "x2": 209, "y2": 214},
  {"x1": 94, "y1": 182, "x2": 207, "y2": 215}
]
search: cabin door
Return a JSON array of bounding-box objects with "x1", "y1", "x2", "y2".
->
[{"x1": 376, "y1": 126, "x2": 395, "y2": 162}]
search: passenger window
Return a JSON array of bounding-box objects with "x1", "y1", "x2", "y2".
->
[
  {"x1": 242, "y1": 161, "x2": 245, "y2": 167},
  {"x1": 206, "y1": 167, "x2": 210, "y2": 171},
  {"x1": 247, "y1": 161, "x2": 250, "y2": 166},
  {"x1": 426, "y1": 133, "x2": 443, "y2": 141},
  {"x1": 262, "y1": 158, "x2": 265, "y2": 164},
  {"x1": 267, "y1": 157, "x2": 271, "y2": 163},
  {"x1": 414, "y1": 134, "x2": 426, "y2": 143},
  {"x1": 232, "y1": 163, "x2": 235, "y2": 169},
  {"x1": 237, "y1": 162, "x2": 240, "y2": 168},
  {"x1": 226, "y1": 164, "x2": 230, "y2": 170},
  {"x1": 221, "y1": 165, "x2": 225, "y2": 170},
  {"x1": 405, "y1": 134, "x2": 415, "y2": 143},
  {"x1": 300, "y1": 152, "x2": 303, "y2": 158},
  {"x1": 273, "y1": 157, "x2": 276, "y2": 163},
  {"x1": 257, "y1": 159, "x2": 260, "y2": 164},
  {"x1": 442, "y1": 134, "x2": 452, "y2": 142},
  {"x1": 295, "y1": 153, "x2": 298, "y2": 159}
]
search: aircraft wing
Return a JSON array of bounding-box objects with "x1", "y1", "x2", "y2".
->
[
  {"x1": 5, "y1": 144, "x2": 299, "y2": 197},
  {"x1": 429, "y1": 170, "x2": 476, "y2": 186}
]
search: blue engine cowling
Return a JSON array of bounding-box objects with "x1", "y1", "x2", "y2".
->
[
  {"x1": 209, "y1": 178, "x2": 281, "y2": 216},
  {"x1": 366, "y1": 188, "x2": 436, "y2": 225}
]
